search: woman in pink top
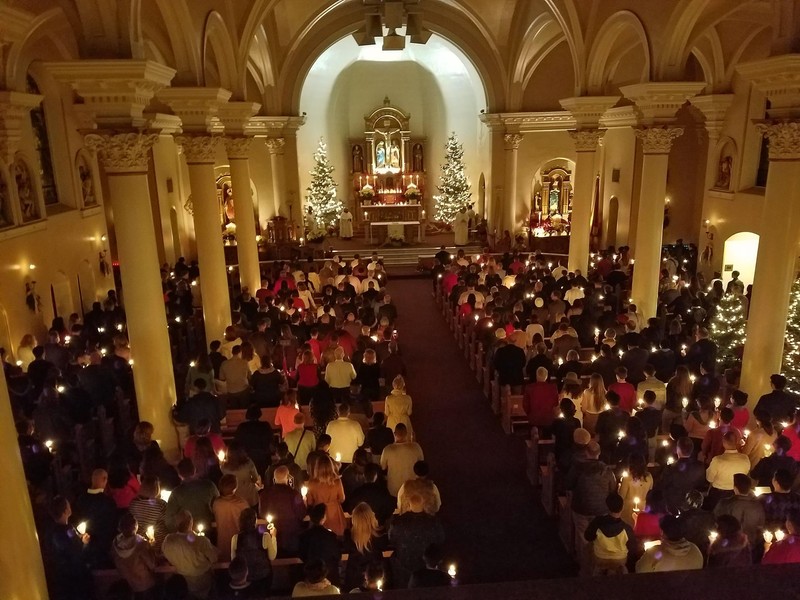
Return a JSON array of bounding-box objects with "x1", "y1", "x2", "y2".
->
[{"x1": 275, "y1": 390, "x2": 301, "y2": 438}]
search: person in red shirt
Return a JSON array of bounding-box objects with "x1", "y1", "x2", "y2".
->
[
  {"x1": 608, "y1": 366, "x2": 637, "y2": 414},
  {"x1": 700, "y1": 407, "x2": 741, "y2": 465},
  {"x1": 523, "y1": 367, "x2": 559, "y2": 431},
  {"x1": 729, "y1": 390, "x2": 750, "y2": 431},
  {"x1": 762, "y1": 509, "x2": 800, "y2": 564},
  {"x1": 441, "y1": 268, "x2": 458, "y2": 296}
]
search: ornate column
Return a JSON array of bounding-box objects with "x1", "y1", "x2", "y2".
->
[
  {"x1": 0, "y1": 369, "x2": 48, "y2": 600},
  {"x1": 629, "y1": 126, "x2": 684, "y2": 318},
  {"x1": 737, "y1": 55, "x2": 800, "y2": 401},
  {"x1": 177, "y1": 135, "x2": 232, "y2": 345},
  {"x1": 560, "y1": 96, "x2": 619, "y2": 275},
  {"x1": 220, "y1": 101, "x2": 262, "y2": 295},
  {"x1": 266, "y1": 137, "x2": 287, "y2": 218},
  {"x1": 621, "y1": 83, "x2": 704, "y2": 318},
  {"x1": 86, "y1": 132, "x2": 179, "y2": 456},
  {"x1": 503, "y1": 133, "x2": 523, "y2": 234},
  {"x1": 160, "y1": 88, "x2": 233, "y2": 347}
]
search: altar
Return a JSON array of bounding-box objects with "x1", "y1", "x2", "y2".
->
[{"x1": 349, "y1": 97, "x2": 427, "y2": 244}]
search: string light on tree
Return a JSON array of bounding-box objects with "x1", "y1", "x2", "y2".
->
[
  {"x1": 709, "y1": 293, "x2": 746, "y2": 371},
  {"x1": 783, "y1": 278, "x2": 800, "y2": 393},
  {"x1": 305, "y1": 138, "x2": 343, "y2": 231},
  {"x1": 433, "y1": 132, "x2": 471, "y2": 224}
]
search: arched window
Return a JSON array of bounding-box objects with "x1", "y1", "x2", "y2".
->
[{"x1": 26, "y1": 75, "x2": 58, "y2": 206}]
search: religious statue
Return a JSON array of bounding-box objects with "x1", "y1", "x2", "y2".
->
[
  {"x1": 221, "y1": 182, "x2": 235, "y2": 223},
  {"x1": 25, "y1": 280, "x2": 41, "y2": 313},
  {"x1": 339, "y1": 207, "x2": 353, "y2": 239},
  {"x1": 78, "y1": 162, "x2": 97, "y2": 207},
  {"x1": 376, "y1": 141, "x2": 386, "y2": 169},
  {"x1": 14, "y1": 160, "x2": 37, "y2": 222},
  {"x1": 715, "y1": 155, "x2": 733, "y2": 189},
  {"x1": 389, "y1": 141, "x2": 401, "y2": 169},
  {"x1": 352, "y1": 145, "x2": 364, "y2": 173},
  {"x1": 548, "y1": 185, "x2": 560, "y2": 214},
  {"x1": 412, "y1": 143, "x2": 424, "y2": 172}
]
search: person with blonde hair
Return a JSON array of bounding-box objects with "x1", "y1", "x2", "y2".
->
[
  {"x1": 343, "y1": 502, "x2": 387, "y2": 590},
  {"x1": 16, "y1": 333, "x2": 36, "y2": 372},
  {"x1": 305, "y1": 455, "x2": 346, "y2": 536},
  {"x1": 581, "y1": 373, "x2": 607, "y2": 436},
  {"x1": 385, "y1": 374, "x2": 413, "y2": 438}
]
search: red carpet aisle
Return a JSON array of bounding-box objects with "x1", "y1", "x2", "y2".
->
[{"x1": 389, "y1": 278, "x2": 577, "y2": 583}]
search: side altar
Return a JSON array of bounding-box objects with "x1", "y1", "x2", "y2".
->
[{"x1": 349, "y1": 97, "x2": 427, "y2": 243}]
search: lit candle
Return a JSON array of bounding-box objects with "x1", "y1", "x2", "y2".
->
[
  {"x1": 666, "y1": 456, "x2": 675, "y2": 465},
  {"x1": 448, "y1": 564, "x2": 457, "y2": 578},
  {"x1": 708, "y1": 420, "x2": 716, "y2": 429},
  {"x1": 620, "y1": 470, "x2": 629, "y2": 479},
  {"x1": 57, "y1": 385, "x2": 66, "y2": 393},
  {"x1": 217, "y1": 450, "x2": 226, "y2": 462},
  {"x1": 689, "y1": 375, "x2": 696, "y2": 383},
  {"x1": 364, "y1": 211, "x2": 368, "y2": 220},
  {"x1": 682, "y1": 397, "x2": 689, "y2": 409},
  {"x1": 77, "y1": 521, "x2": 88, "y2": 535},
  {"x1": 708, "y1": 530, "x2": 718, "y2": 543},
  {"x1": 197, "y1": 523, "x2": 205, "y2": 536},
  {"x1": 335, "y1": 452, "x2": 342, "y2": 462},
  {"x1": 633, "y1": 497, "x2": 640, "y2": 512},
  {"x1": 775, "y1": 530, "x2": 786, "y2": 542},
  {"x1": 743, "y1": 429, "x2": 751, "y2": 438},
  {"x1": 376, "y1": 578, "x2": 384, "y2": 591},
  {"x1": 45, "y1": 440, "x2": 53, "y2": 450},
  {"x1": 781, "y1": 421, "x2": 790, "y2": 429},
  {"x1": 267, "y1": 514, "x2": 274, "y2": 526},
  {"x1": 617, "y1": 430, "x2": 625, "y2": 440},
  {"x1": 128, "y1": 359, "x2": 134, "y2": 366},
  {"x1": 160, "y1": 489, "x2": 172, "y2": 502},
  {"x1": 557, "y1": 358, "x2": 564, "y2": 366},
  {"x1": 763, "y1": 531, "x2": 774, "y2": 544},
  {"x1": 116, "y1": 324, "x2": 124, "y2": 332},
  {"x1": 618, "y1": 349, "x2": 624, "y2": 358},
  {"x1": 64, "y1": 335, "x2": 71, "y2": 344},
  {"x1": 714, "y1": 397, "x2": 721, "y2": 408},
  {"x1": 643, "y1": 540, "x2": 661, "y2": 551},
  {"x1": 301, "y1": 486, "x2": 308, "y2": 499},
  {"x1": 146, "y1": 526, "x2": 155, "y2": 541},
  {"x1": 189, "y1": 361, "x2": 196, "y2": 368}
]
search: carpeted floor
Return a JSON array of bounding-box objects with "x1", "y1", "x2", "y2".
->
[{"x1": 389, "y1": 278, "x2": 577, "y2": 584}]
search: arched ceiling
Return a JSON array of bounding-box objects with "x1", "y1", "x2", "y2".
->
[{"x1": 1, "y1": 0, "x2": 785, "y2": 109}]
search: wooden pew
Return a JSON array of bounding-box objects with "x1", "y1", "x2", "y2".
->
[
  {"x1": 500, "y1": 392, "x2": 525, "y2": 433},
  {"x1": 540, "y1": 452, "x2": 558, "y2": 517}
]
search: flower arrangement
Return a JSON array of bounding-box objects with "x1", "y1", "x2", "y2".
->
[
  {"x1": 388, "y1": 232, "x2": 405, "y2": 244},
  {"x1": 359, "y1": 185, "x2": 375, "y2": 202},
  {"x1": 404, "y1": 186, "x2": 421, "y2": 202},
  {"x1": 306, "y1": 230, "x2": 325, "y2": 243}
]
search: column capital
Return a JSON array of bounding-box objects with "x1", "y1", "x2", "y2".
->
[
  {"x1": 634, "y1": 126, "x2": 684, "y2": 154},
  {"x1": 0, "y1": 91, "x2": 42, "y2": 162},
  {"x1": 568, "y1": 128, "x2": 605, "y2": 152},
  {"x1": 737, "y1": 55, "x2": 800, "y2": 119},
  {"x1": 224, "y1": 136, "x2": 253, "y2": 159},
  {"x1": 756, "y1": 120, "x2": 800, "y2": 160},
  {"x1": 504, "y1": 133, "x2": 524, "y2": 150},
  {"x1": 176, "y1": 134, "x2": 223, "y2": 164},
  {"x1": 559, "y1": 96, "x2": 619, "y2": 128},
  {"x1": 266, "y1": 137, "x2": 286, "y2": 154},
  {"x1": 158, "y1": 87, "x2": 232, "y2": 132},
  {"x1": 251, "y1": 115, "x2": 306, "y2": 137},
  {"x1": 217, "y1": 101, "x2": 261, "y2": 135},
  {"x1": 620, "y1": 82, "x2": 706, "y2": 125},
  {"x1": 690, "y1": 94, "x2": 735, "y2": 140},
  {"x1": 44, "y1": 60, "x2": 175, "y2": 128},
  {"x1": 84, "y1": 132, "x2": 159, "y2": 173}
]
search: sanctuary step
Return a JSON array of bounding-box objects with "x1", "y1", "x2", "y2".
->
[{"x1": 331, "y1": 244, "x2": 482, "y2": 268}]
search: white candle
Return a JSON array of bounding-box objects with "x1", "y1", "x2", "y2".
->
[
  {"x1": 447, "y1": 564, "x2": 457, "y2": 578},
  {"x1": 146, "y1": 525, "x2": 155, "y2": 541},
  {"x1": 196, "y1": 523, "x2": 205, "y2": 536},
  {"x1": 301, "y1": 486, "x2": 308, "y2": 499},
  {"x1": 763, "y1": 531, "x2": 774, "y2": 544},
  {"x1": 708, "y1": 530, "x2": 718, "y2": 543},
  {"x1": 217, "y1": 450, "x2": 226, "y2": 462},
  {"x1": 775, "y1": 530, "x2": 786, "y2": 542},
  {"x1": 682, "y1": 397, "x2": 689, "y2": 409},
  {"x1": 267, "y1": 514, "x2": 274, "y2": 525},
  {"x1": 45, "y1": 440, "x2": 53, "y2": 450},
  {"x1": 77, "y1": 522, "x2": 88, "y2": 535},
  {"x1": 633, "y1": 497, "x2": 640, "y2": 511},
  {"x1": 160, "y1": 489, "x2": 172, "y2": 502},
  {"x1": 335, "y1": 452, "x2": 342, "y2": 462}
]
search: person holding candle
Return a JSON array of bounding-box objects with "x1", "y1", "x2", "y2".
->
[
  {"x1": 128, "y1": 475, "x2": 168, "y2": 551},
  {"x1": 72, "y1": 468, "x2": 118, "y2": 568},
  {"x1": 230, "y1": 508, "x2": 277, "y2": 595},
  {"x1": 342, "y1": 502, "x2": 388, "y2": 591},
  {"x1": 760, "y1": 469, "x2": 800, "y2": 529},
  {"x1": 635, "y1": 515, "x2": 703, "y2": 573},
  {"x1": 619, "y1": 455, "x2": 653, "y2": 526},
  {"x1": 705, "y1": 431, "x2": 750, "y2": 510},
  {"x1": 165, "y1": 458, "x2": 220, "y2": 532},
  {"x1": 325, "y1": 401, "x2": 365, "y2": 466},
  {"x1": 162, "y1": 509, "x2": 219, "y2": 599},
  {"x1": 700, "y1": 407, "x2": 742, "y2": 465},
  {"x1": 750, "y1": 435, "x2": 798, "y2": 487},
  {"x1": 259, "y1": 465, "x2": 306, "y2": 556},
  {"x1": 741, "y1": 408, "x2": 777, "y2": 470},
  {"x1": 44, "y1": 496, "x2": 93, "y2": 600},
  {"x1": 305, "y1": 455, "x2": 346, "y2": 536},
  {"x1": 654, "y1": 437, "x2": 706, "y2": 514},
  {"x1": 298, "y1": 505, "x2": 342, "y2": 588},
  {"x1": 762, "y1": 509, "x2": 800, "y2": 564},
  {"x1": 713, "y1": 473, "x2": 765, "y2": 551},
  {"x1": 110, "y1": 512, "x2": 157, "y2": 596},
  {"x1": 213, "y1": 474, "x2": 250, "y2": 561},
  {"x1": 389, "y1": 493, "x2": 446, "y2": 587},
  {"x1": 584, "y1": 492, "x2": 637, "y2": 575}
]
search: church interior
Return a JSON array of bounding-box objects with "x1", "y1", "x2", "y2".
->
[{"x1": 3, "y1": 0, "x2": 800, "y2": 599}]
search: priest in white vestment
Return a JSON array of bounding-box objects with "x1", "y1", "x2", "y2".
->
[
  {"x1": 454, "y1": 207, "x2": 469, "y2": 246},
  {"x1": 339, "y1": 208, "x2": 353, "y2": 239}
]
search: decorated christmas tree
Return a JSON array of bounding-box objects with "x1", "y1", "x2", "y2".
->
[
  {"x1": 709, "y1": 293, "x2": 747, "y2": 371},
  {"x1": 305, "y1": 138, "x2": 342, "y2": 230},
  {"x1": 433, "y1": 133, "x2": 471, "y2": 224},
  {"x1": 783, "y1": 279, "x2": 800, "y2": 393}
]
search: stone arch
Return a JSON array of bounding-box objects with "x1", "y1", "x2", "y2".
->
[
  {"x1": 203, "y1": 11, "x2": 239, "y2": 93},
  {"x1": 147, "y1": 0, "x2": 201, "y2": 85},
  {"x1": 77, "y1": 259, "x2": 97, "y2": 313},
  {"x1": 586, "y1": 11, "x2": 650, "y2": 95},
  {"x1": 277, "y1": 0, "x2": 505, "y2": 115},
  {"x1": 722, "y1": 231, "x2": 759, "y2": 288},
  {"x1": 509, "y1": 14, "x2": 566, "y2": 110}
]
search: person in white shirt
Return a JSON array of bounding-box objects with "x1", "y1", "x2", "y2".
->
[
  {"x1": 552, "y1": 262, "x2": 567, "y2": 281},
  {"x1": 396, "y1": 460, "x2": 441, "y2": 515},
  {"x1": 638, "y1": 364, "x2": 667, "y2": 409},
  {"x1": 381, "y1": 423, "x2": 424, "y2": 496},
  {"x1": 458, "y1": 286, "x2": 485, "y2": 306},
  {"x1": 706, "y1": 432, "x2": 751, "y2": 507},
  {"x1": 220, "y1": 326, "x2": 243, "y2": 359},
  {"x1": 325, "y1": 402, "x2": 365, "y2": 464},
  {"x1": 564, "y1": 280, "x2": 585, "y2": 305}
]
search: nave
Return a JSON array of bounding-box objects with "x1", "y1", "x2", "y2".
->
[{"x1": 390, "y1": 278, "x2": 575, "y2": 582}]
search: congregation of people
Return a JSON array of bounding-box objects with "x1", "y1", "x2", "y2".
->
[
  {"x1": 434, "y1": 246, "x2": 800, "y2": 576},
  {"x1": 6, "y1": 252, "x2": 456, "y2": 599}
]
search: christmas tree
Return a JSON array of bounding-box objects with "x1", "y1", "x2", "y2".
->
[
  {"x1": 783, "y1": 279, "x2": 800, "y2": 393},
  {"x1": 305, "y1": 138, "x2": 342, "y2": 230},
  {"x1": 434, "y1": 133, "x2": 471, "y2": 223},
  {"x1": 709, "y1": 293, "x2": 747, "y2": 371}
]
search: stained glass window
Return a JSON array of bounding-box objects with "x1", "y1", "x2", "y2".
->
[{"x1": 26, "y1": 75, "x2": 58, "y2": 206}]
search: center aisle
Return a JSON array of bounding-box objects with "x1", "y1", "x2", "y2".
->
[{"x1": 389, "y1": 278, "x2": 576, "y2": 583}]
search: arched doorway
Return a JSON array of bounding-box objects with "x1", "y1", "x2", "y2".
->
[
  {"x1": 722, "y1": 232, "x2": 760, "y2": 288},
  {"x1": 606, "y1": 196, "x2": 619, "y2": 247}
]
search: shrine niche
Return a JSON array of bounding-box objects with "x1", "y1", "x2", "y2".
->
[
  {"x1": 530, "y1": 160, "x2": 574, "y2": 237},
  {"x1": 713, "y1": 137, "x2": 736, "y2": 191},
  {"x1": 215, "y1": 168, "x2": 260, "y2": 246},
  {"x1": 76, "y1": 149, "x2": 99, "y2": 208},
  {"x1": 14, "y1": 155, "x2": 40, "y2": 223},
  {"x1": 349, "y1": 97, "x2": 428, "y2": 243}
]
